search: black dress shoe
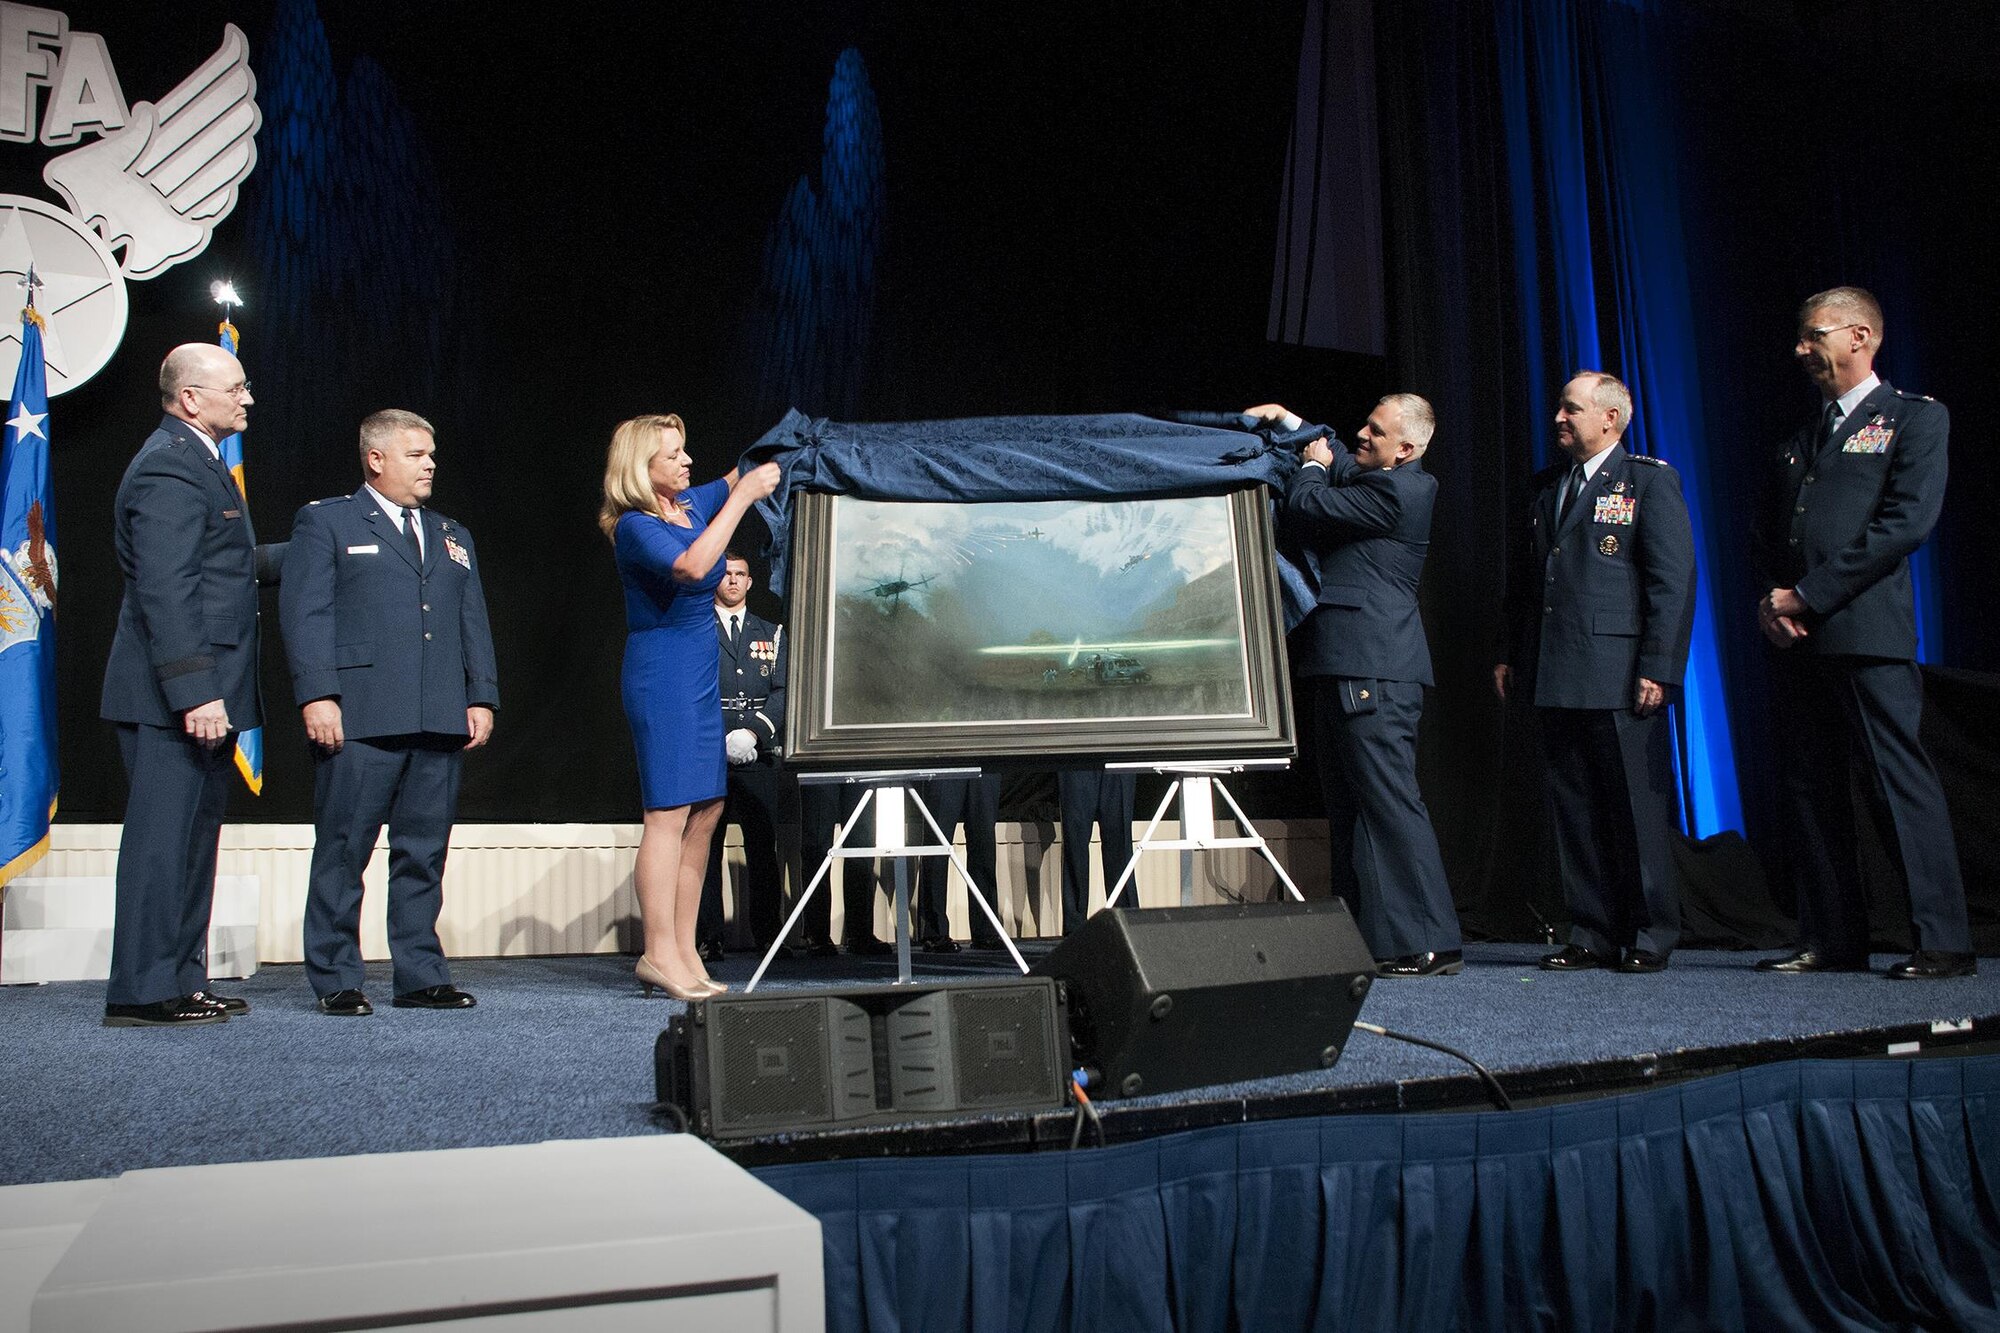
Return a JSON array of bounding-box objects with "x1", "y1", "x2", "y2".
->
[
  {"x1": 1540, "y1": 945, "x2": 1613, "y2": 972},
  {"x1": 1376, "y1": 950, "x2": 1463, "y2": 978},
  {"x1": 1755, "y1": 948, "x2": 1870, "y2": 974},
  {"x1": 393, "y1": 984, "x2": 477, "y2": 1009},
  {"x1": 921, "y1": 936, "x2": 963, "y2": 955},
  {"x1": 847, "y1": 936, "x2": 894, "y2": 957},
  {"x1": 698, "y1": 939, "x2": 726, "y2": 964},
  {"x1": 103, "y1": 998, "x2": 228, "y2": 1028},
  {"x1": 1616, "y1": 949, "x2": 1669, "y2": 974},
  {"x1": 801, "y1": 937, "x2": 841, "y2": 959},
  {"x1": 1885, "y1": 950, "x2": 1978, "y2": 981},
  {"x1": 970, "y1": 937, "x2": 1004, "y2": 952},
  {"x1": 318, "y1": 989, "x2": 374, "y2": 1016},
  {"x1": 190, "y1": 989, "x2": 250, "y2": 1015}
]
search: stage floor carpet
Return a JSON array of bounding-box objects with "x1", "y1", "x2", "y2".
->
[{"x1": 4, "y1": 943, "x2": 1995, "y2": 1184}]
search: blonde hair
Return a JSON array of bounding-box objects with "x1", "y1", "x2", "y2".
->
[{"x1": 599, "y1": 413, "x2": 685, "y2": 541}]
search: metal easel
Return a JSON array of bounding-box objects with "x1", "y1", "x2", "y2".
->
[
  {"x1": 1101, "y1": 758, "x2": 1303, "y2": 909},
  {"x1": 747, "y1": 767, "x2": 1031, "y2": 992}
]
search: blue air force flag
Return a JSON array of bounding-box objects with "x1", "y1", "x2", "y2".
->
[
  {"x1": 0, "y1": 304, "x2": 57, "y2": 886},
  {"x1": 218, "y1": 316, "x2": 262, "y2": 795}
]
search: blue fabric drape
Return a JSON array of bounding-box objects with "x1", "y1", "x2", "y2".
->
[
  {"x1": 757, "y1": 1054, "x2": 2000, "y2": 1332},
  {"x1": 740, "y1": 408, "x2": 1320, "y2": 624}
]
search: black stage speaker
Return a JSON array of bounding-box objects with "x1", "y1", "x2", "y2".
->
[
  {"x1": 1031, "y1": 901, "x2": 1375, "y2": 1098},
  {"x1": 656, "y1": 978, "x2": 1072, "y2": 1140}
]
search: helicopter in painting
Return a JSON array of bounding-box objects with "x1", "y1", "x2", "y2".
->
[{"x1": 861, "y1": 571, "x2": 935, "y2": 613}]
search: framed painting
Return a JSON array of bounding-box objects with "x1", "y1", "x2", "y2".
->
[{"x1": 784, "y1": 487, "x2": 1294, "y2": 770}]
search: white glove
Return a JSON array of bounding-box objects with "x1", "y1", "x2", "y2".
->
[{"x1": 726, "y1": 728, "x2": 759, "y2": 765}]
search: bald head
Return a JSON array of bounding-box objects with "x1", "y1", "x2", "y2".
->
[{"x1": 159, "y1": 343, "x2": 252, "y2": 437}]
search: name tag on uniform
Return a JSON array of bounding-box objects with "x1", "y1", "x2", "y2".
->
[
  {"x1": 222, "y1": 508, "x2": 241, "y2": 519},
  {"x1": 1844, "y1": 415, "x2": 1893, "y2": 453},
  {"x1": 1593, "y1": 495, "x2": 1636, "y2": 525},
  {"x1": 346, "y1": 544, "x2": 380, "y2": 554}
]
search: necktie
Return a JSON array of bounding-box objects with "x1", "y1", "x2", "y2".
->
[
  {"x1": 1817, "y1": 400, "x2": 1842, "y2": 452},
  {"x1": 401, "y1": 507, "x2": 423, "y2": 562},
  {"x1": 1557, "y1": 464, "x2": 1585, "y2": 524},
  {"x1": 728, "y1": 614, "x2": 741, "y2": 649}
]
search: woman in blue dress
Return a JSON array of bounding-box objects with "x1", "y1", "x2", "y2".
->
[{"x1": 599, "y1": 414, "x2": 781, "y2": 1001}]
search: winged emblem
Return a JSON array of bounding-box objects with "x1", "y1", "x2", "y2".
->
[
  {"x1": 17, "y1": 501, "x2": 56, "y2": 614},
  {"x1": 39, "y1": 25, "x2": 261, "y2": 281}
]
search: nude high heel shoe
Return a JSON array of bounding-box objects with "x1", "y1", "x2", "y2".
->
[{"x1": 636, "y1": 955, "x2": 709, "y2": 1003}]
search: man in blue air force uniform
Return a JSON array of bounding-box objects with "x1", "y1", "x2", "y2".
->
[
  {"x1": 280, "y1": 409, "x2": 499, "y2": 1016},
  {"x1": 698, "y1": 553, "x2": 788, "y2": 959},
  {"x1": 1273, "y1": 395, "x2": 1462, "y2": 977},
  {"x1": 1497, "y1": 371, "x2": 1694, "y2": 974},
  {"x1": 1754, "y1": 286, "x2": 1975, "y2": 980},
  {"x1": 101, "y1": 344, "x2": 284, "y2": 1027}
]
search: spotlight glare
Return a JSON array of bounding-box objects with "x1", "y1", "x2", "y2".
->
[{"x1": 210, "y1": 280, "x2": 243, "y2": 308}]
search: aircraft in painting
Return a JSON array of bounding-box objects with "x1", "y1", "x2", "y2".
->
[{"x1": 862, "y1": 572, "x2": 935, "y2": 613}]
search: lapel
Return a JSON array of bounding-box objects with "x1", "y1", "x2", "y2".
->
[
  {"x1": 1820, "y1": 381, "x2": 1896, "y2": 459},
  {"x1": 165, "y1": 417, "x2": 255, "y2": 542},
  {"x1": 207, "y1": 452, "x2": 256, "y2": 543},
  {"x1": 359, "y1": 487, "x2": 423, "y2": 574},
  {"x1": 420, "y1": 511, "x2": 441, "y2": 576},
  {"x1": 1555, "y1": 444, "x2": 1624, "y2": 542}
]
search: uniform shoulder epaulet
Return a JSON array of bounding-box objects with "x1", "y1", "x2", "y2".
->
[
  {"x1": 1891, "y1": 387, "x2": 1936, "y2": 403},
  {"x1": 307, "y1": 495, "x2": 353, "y2": 507},
  {"x1": 1629, "y1": 454, "x2": 1669, "y2": 466}
]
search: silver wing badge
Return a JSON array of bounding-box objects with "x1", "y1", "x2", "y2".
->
[{"x1": 39, "y1": 24, "x2": 262, "y2": 281}]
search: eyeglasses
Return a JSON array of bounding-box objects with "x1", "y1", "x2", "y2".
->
[
  {"x1": 187, "y1": 382, "x2": 253, "y2": 399},
  {"x1": 1798, "y1": 324, "x2": 1858, "y2": 344}
]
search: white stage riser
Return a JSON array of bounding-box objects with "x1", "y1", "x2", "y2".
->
[{"x1": 23, "y1": 822, "x2": 1330, "y2": 964}]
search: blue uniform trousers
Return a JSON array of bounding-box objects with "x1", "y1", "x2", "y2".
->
[
  {"x1": 918, "y1": 775, "x2": 1003, "y2": 945},
  {"x1": 698, "y1": 757, "x2": 786, "y2": 948},
  {"x1": 1772, "y1": 655, "x2": 1971, "y2": 956},
  {"x1": 1312, "y1": 677, "x2": 1459, "y2": 958},
  {"x1": 303, "y1": 735, "x2": 462, "y2": 997},
  {"x1": 1058, "y1": 770, "x2": 1136, "y2": 935},
  {"x1": 107, "y1": 724, "x2": 234, "y2": 1006},
  {"x1": 1539, "y1": 706, "x2": 1681, "y2": 958},
  {"x1": 798, "y1": 782, "x2": 895, "y2": 946}
]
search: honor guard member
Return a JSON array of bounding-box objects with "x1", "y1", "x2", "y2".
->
[
  {"x1": 1754, "y1": 287, "x2": 1975, "y2": 980},
  {"x1": 1496, "y1": 371, "x2": 1695, "y2": 974},
  {"x1": 101, "y1": 344, "x2": 283, "y2": 1027},
  {"x1": 1269, "y1": 396, "x2": 1462, "y2": 977},
  {"x1": 697, "y1": 553, "x2": 788, "y2": 960},
  {"x1": 280, "y1": 410, "x2": 499, "y2": 1016}
]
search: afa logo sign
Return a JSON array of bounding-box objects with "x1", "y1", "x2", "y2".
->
[{"x1": 0, "y1": 3, "x2": 261, "y2": 395}]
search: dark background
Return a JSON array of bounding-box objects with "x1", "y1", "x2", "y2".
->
[{"x1": 8, "y1": 1, "x2": 1995, "y2": 940}]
